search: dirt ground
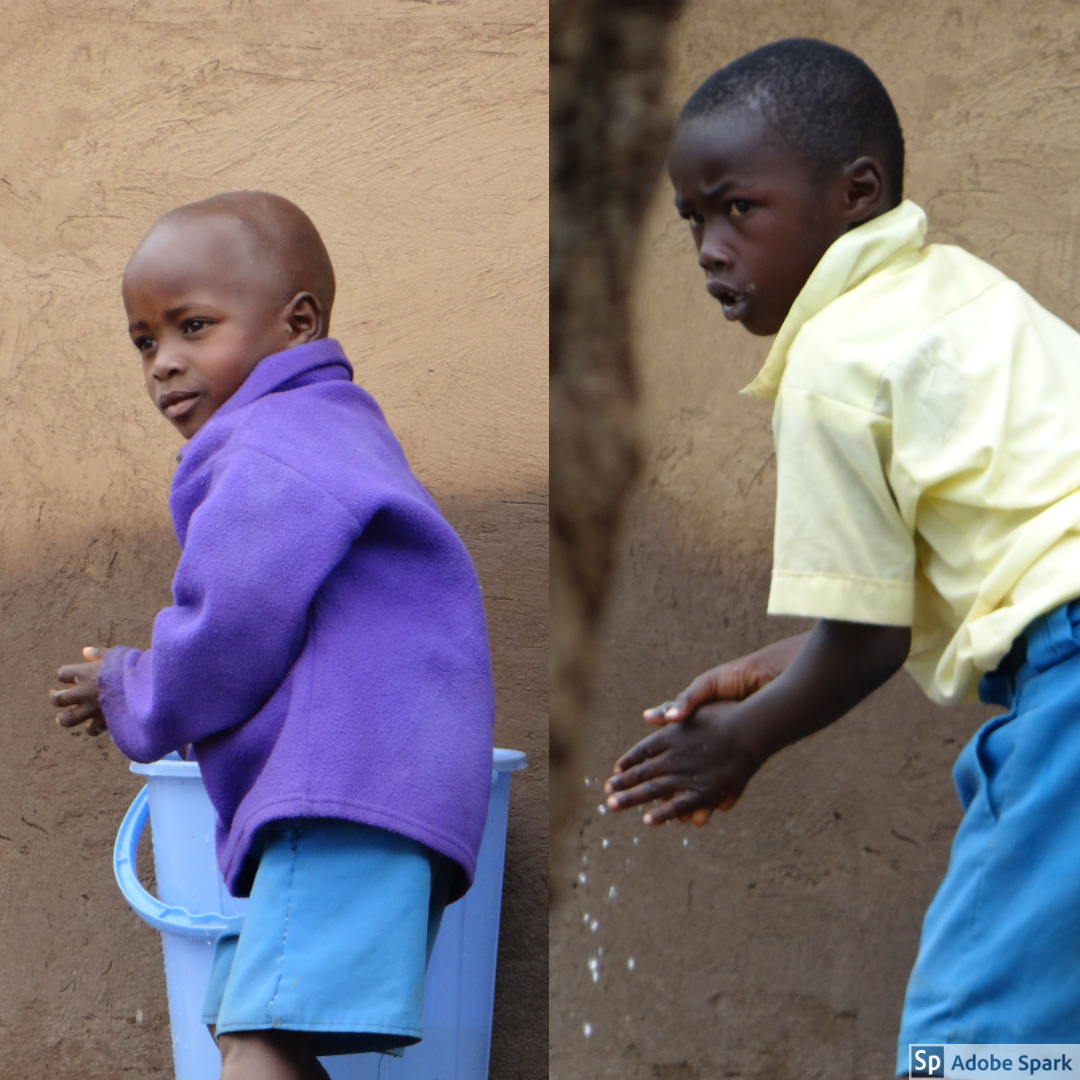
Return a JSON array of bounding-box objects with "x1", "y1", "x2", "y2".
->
[
  {"x1": 0, "y1": 2, "x2": 546, "y2": 1077},
  {"x1": 549, "y1": 2, "x2": 1080, "y2": 1077}
]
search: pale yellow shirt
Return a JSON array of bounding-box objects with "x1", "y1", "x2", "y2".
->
[{"x1": 744, "y1": 200, "x2": 1080, "y2": 704}]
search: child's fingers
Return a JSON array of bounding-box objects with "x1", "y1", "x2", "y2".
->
[
  {"x1": 605, "y1": 750, "x2": 672, "y2": 796},
  {"x1": 56, "y1": 703, "x2": 99, "y2": 728},
  {"x1": 643, "y1": 701, "x2": 678, "y2": 724},
  {"x1": 643, "y1": 697, "x2": 692, "y2": 724},
  {"x1": 606, "y1": 773, "x2": 683, "y2": 813},
  {"x1": 86, "y1": 714, "x2": 108, "y2": 737},
  {"x1": 50, "y1": 683, "x2": 94, "y2": 707},
  {"x1": 610, "y1": 730, "x2": 668, "y2": 776},
  {"x1": 643, "y1": 789, "x2": 708, "y2": 826},
  {"x1": 659, "y1": 671, "x2": 722, "y2": 722},
  {"x1": 82, "y1": 646, "x2": 109, "y2": 661},
  {"x1": 56, "y1": 660, "x2": 98, "y2": 684},
  {"x1": 691, "y1": 807, "x2": 712, "y2": 826}
]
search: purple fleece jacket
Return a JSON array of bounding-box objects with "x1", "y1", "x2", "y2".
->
[{"x1": 100, "y1": 339, "x2": 495, "y2": 901}]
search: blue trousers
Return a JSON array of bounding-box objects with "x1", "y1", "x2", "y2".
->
[{"x1": 897, "y1": 600, "x2": 1080, "y2": 1074}]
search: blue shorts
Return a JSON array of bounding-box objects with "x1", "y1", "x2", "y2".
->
[
  {"x1": 202, "y1": 818, "x2": 453, "y2": 1057},
  {"x1": 897, "y1": 599, "x2": 1080, "y2": 1073}
]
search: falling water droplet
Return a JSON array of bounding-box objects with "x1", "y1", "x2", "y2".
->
[
  {"x1": 578, "y1": 872, "x2": 587, "y2": 885},
  {"x1": 590, "y1": 919, "x2": 599, "y2": 932},
  {"x1": 633, "y1": 837, "x2": 640, "y2": 845},
  {"x1": 583, "y1": 1023, "x2": 593, "y2": 1037},
  {"x1": 683, "y1": 838, "x2": 690, "y2": 848},
  {"x1": 627, "y1": 957, "x2": 636, "y2": 970},
  {"x1": 598, "y1": 804, "x2": 608, "y2": 816},
  {"x1": 608, "y1": 885, "x2": 618, "y2": 900},
  {"x1": 583, "y1": 912, "x2": 590, "y2": 923},
  {"x1": 602, "y1": 838, "x2": 610, "y2": 849},
  {"x1": 584, "y1": 777, "x2": 591, "y2": 787}
]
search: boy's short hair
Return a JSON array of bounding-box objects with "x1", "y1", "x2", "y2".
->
[
  {"x1": 157, "y1": 191, "x2": 337, "y2": 322},
  {"x1": 681, "y1": 39, "x2": 905, "y2": 205}
]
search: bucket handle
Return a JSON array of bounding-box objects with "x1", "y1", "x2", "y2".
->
[{"x1": 113, "y1": 785, "x2": 245, "y2": 940}]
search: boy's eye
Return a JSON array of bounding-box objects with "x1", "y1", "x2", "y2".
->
[
  {"x1": 681, "y1": 211, "x2": 704, "y2": 227},
  {"x1": 729, "y1": 199, "x2": 752, "y2": 218},
  {"x1": 133, "y1": 336, "x2": 155, "y2": 354},
  {"x1": 182, "y1": 318, "x2": 212, "y2": 334}
]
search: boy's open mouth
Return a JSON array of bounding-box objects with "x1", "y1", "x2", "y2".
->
[{"x1": 706, "y1": 280, "x2": 750, "y2": 321}]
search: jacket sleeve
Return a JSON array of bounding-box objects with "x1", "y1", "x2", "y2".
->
[{"x1": 100, "y1": 446, "x2": 361, "y2": 762}]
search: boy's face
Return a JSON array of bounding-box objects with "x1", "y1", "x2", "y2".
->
[
  {"x1": 123, "y1": 216, "x2": 311, "y2": 439},
  {"x1": 668, "y1": 109, "x2": 868, "y2": 337}
]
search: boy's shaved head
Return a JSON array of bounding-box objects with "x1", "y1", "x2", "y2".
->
[
  {"x1": 141, "y1": 190, "x2": 336, "y2": 321},
  {"x1": 682, "y1": 39, "x2": 905, "y2": 206}
]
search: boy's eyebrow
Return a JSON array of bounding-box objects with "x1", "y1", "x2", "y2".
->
[
  {"x1": 162, "y1": 302, "x2": 211, "y2": 322},
  {"x1": 673, "y1": 179, "x2": 740, "y2": 213},
  {"x1": 128, "y1": 303, "x2": 215, "y2": 333},
  {"x1": 703, "y1": 179, "x2": 737, "y2": 201}
]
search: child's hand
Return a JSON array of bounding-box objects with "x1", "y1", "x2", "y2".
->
[
  {"x1": 642, "y1": 632, "x2": 809, "y2": 726},
  {"x1": 50, "y1": 647, "x2": 112, "y2": 737},
  {"x1": 643, "y1": 660, "x2": 769, "y2": 727},
  {"x1": 604, "y1": 700, "x2": 763, "y2": 826}
]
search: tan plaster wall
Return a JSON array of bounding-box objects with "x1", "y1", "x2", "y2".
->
[
  {"x1": 549, "y1": 3, "x2": 1080, "y2": 1078},
  {"x1": 0, "y1": 3, "x2": 546, "y2": 1077}
]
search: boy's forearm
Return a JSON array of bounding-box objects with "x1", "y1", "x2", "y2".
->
[
  {"x1": 743, "y1": 630, "x2": 812, "y2": 684},
  {"x1": 733, "y1": 619, "x2": 911, "y2": 764}
]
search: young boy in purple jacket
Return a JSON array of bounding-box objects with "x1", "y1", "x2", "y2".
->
[{"x1": 49, "y1": 191, "x2": 495, "y2": 1080}]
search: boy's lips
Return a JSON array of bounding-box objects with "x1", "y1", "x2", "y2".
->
[
  {"x1": 158, "y1": 390, "x2": 200, "y2": 419},
  {"x1": 706, "y1": 279, "x2": 750, "y2": 321}
]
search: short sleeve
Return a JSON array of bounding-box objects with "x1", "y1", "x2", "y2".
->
[{"x1": 767, "y1": 386, "x2": 915, "y2": 626}]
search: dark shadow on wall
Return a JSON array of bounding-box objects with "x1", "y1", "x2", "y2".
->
[
  {"x1": 548, "y1": 485, "x2": 999, "y2": 1080},
  {"x1": 0, "y1": 488, "x2": 547, "y2": 1080}
]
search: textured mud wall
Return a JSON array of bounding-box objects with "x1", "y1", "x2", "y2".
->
[
  {"x1": 550, "y1": 3, "x2": 1080, "y2": 1078},
  {"x1": 0, "y1": 3, "x2": 546, "y2": 1078}
]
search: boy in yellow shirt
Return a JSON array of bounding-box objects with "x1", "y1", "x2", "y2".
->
[{"x1": 604, "y1": 37, "x2": 1080, "y2": 1072}]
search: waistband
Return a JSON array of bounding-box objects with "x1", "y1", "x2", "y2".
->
[{"x1": 978, "y1": 598, "x2": 1080, "y2": 708}]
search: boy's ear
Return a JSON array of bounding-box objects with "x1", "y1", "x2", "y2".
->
[
  {"x1": 284, "y1": 292, "x2": 325, "y2": 343},
  {"x1": 842, "y1": 156, "x2": 889, "y2": 225}
]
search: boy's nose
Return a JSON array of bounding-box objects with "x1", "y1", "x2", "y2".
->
[
  {"x1": 697, "y1": 225, "x2": 733, "y2": 270},
  {"x1": 151, "y1": 346, "x2": 187, "y2": 380}
]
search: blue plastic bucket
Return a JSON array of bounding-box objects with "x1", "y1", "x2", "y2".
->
[{"x1": 114, "y1": 749, "x2": 526, "y2": 1080}]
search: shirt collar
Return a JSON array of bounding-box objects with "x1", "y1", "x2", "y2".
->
[
  {"x1": 740, "y1": 199, "x2": 928, "y2": 399},
  {"x1": 177, "y1": 338, "x2": 353, "y2": 461}
]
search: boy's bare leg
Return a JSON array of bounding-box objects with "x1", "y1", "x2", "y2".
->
[{"x1": 218, "y1": 1030, "x2": 331, "y2": 1080}]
